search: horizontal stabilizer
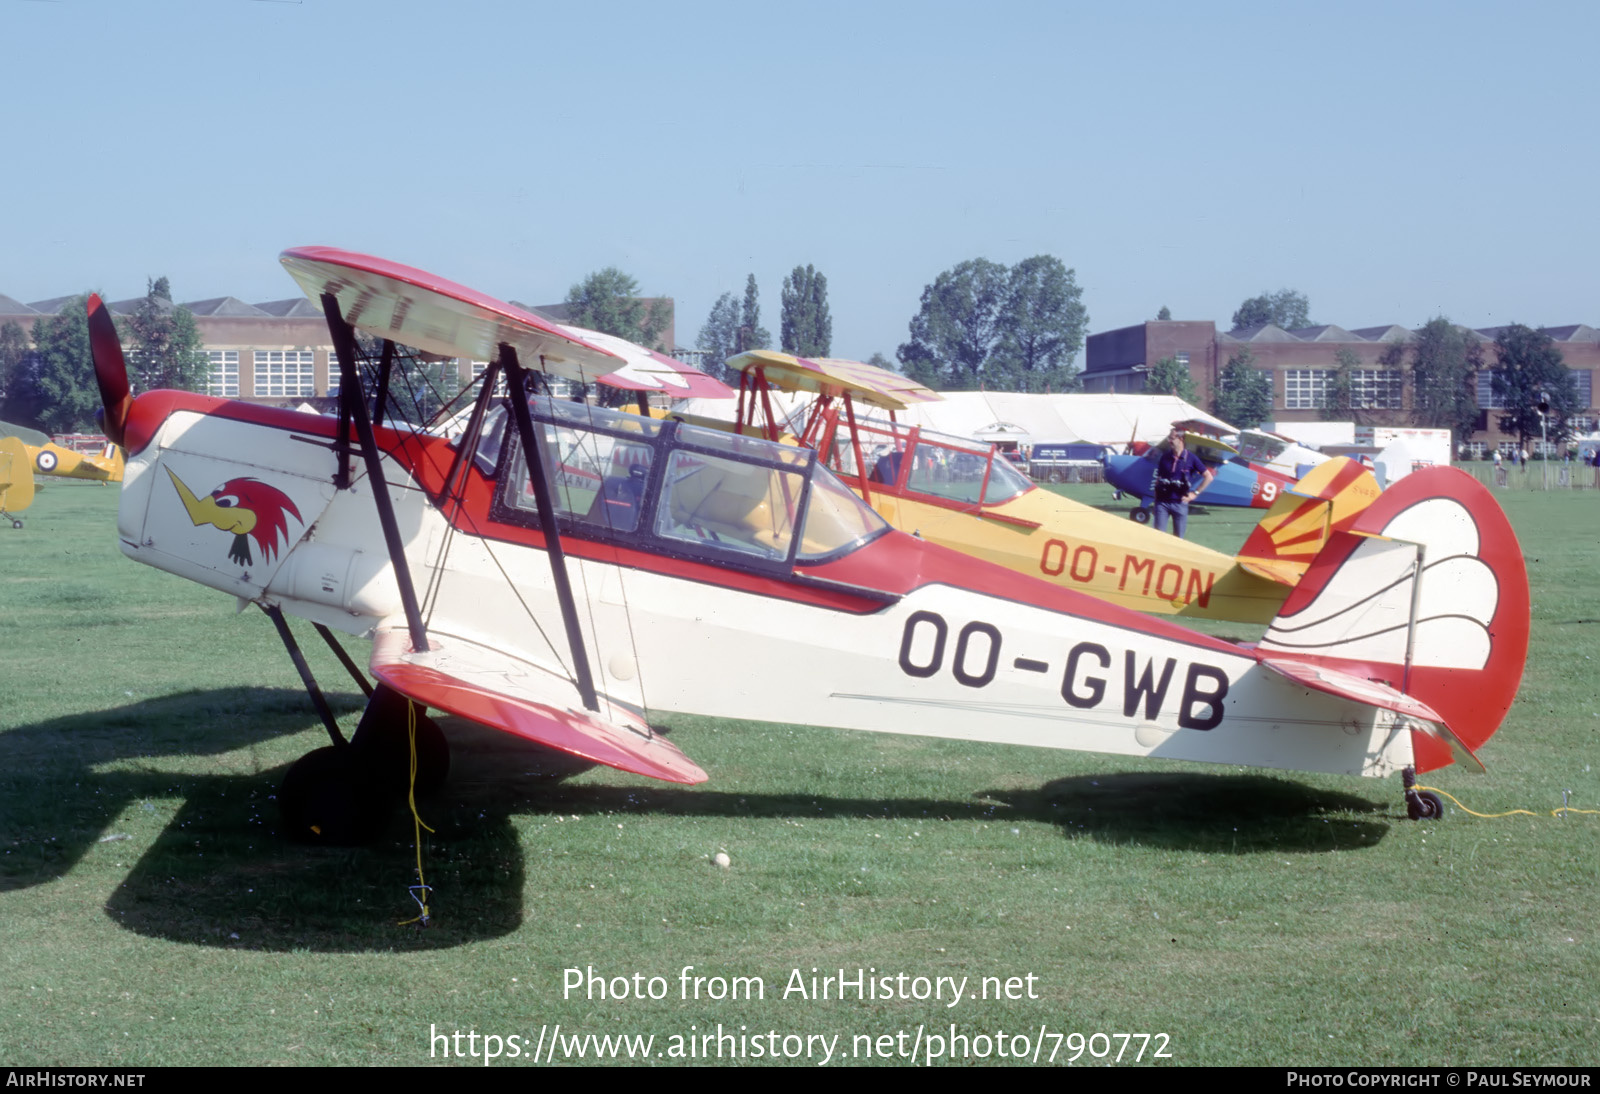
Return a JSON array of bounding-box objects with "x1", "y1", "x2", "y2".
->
[
  {"x1": 1260, "y1": 658, "x2": 1485, "y2": 773},
  {"x1": 370, "y1": 630, "x2": 706, "y2": 785}
]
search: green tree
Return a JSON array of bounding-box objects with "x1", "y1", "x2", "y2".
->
[
  {"x1": 1156, "y1": 305, "x2": 1172, "y2": 321},
  {"x1": 1492, "y1": 324, "x2": 1579, "y2": 451},
  {"x1": 1322, "y1": 346, "x2": 1359, "y2": 421},
  {"x1": 896, "y1": 258, "x2": 1010, "y2": 390},
  {"x1": 780, "y1": 265, "x2": 831, "y2": 357},
  {"x1": 26, "y1": 296, "x2": 101, "y2": 434},
  {"x1": 564, "y1": 268, "x2": 670, "y2": 349},
  {"x1": 0, "y1": 320, "x2": 28, "y2": 406},
  {"x1": 563, "y1": 268, "x2": 671, "y2": 405},
  {"x1": 1213, "y1": 347, "x2": 1272, "y2": 428},
  {"x1": 1231, "y1": 289, "x2": 1311, "y2": 331},
  {"x1": 1145, "y1": 356, "x2": 1197, "y2": 403},
  {"x1": 1408, "y1": 317, "x2": 1482, "y2": 441},
  {"x1": 125, "y1": 277, "x2": 207, "y2": 392},
  {"x1": 740, "y1": 274, "x2": 771, "y2": 351},
  {"x1": 867, "y1": 352, "x2": 896, "y2": 372},
  {"x1": 990, "y1": 256, "x2": 1088, "y2": 393},
  {"x1": 694, "y1": 293, "x2": 740, "y2": 382}
]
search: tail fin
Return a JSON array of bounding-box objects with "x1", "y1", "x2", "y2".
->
[
  {"x1": 1235, "y1": 457, "x2": 1382, "y2": 585},
  {"x1": 1256, "y1": 467, "x2": 1529, "y2": 772},
  {"x1": 0, "y1": 435, "x2": 37, "y2": 518}
]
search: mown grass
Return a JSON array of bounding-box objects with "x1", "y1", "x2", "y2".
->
[{"x1": 0, "y1": 479, "x2": 1596, "y2": 1066}]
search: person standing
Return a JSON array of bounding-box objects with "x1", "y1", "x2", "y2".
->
[{"x1": 1152, "y1": 429, "x2": 1214, "y2": 538}]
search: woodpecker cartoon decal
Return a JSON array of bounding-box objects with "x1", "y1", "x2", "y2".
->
[{"x1": 167, "y1": 468, "x2": 303, "y2": 566}]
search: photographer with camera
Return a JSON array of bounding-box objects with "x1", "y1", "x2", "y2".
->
[{"x1": 1152, "y1": 429, "x2": 1214, "y2": 538}]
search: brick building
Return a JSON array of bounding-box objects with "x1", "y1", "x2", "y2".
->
[
  {"x1": 0, "y1": 291, "x2": 675, "y2": 407},
  {"x1": 1083, "y1": 319, "x2": 1600, "y2": 454}
]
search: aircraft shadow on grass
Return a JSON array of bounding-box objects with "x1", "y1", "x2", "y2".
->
[{"x1": 3, "y1": 690, "x2": 1390, "y2": 953}]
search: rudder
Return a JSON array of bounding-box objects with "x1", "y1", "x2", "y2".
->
[{"x1": 1256, "y1": 467, "x2": 1529, "y2": 772}]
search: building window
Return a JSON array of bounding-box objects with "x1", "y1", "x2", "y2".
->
[
  {"x1": 207, "y1": 351, "x2": 238, "y2": 397},
  {"x1": 1569, "y1": 415, "x2": 1596, "y2": 435},
  {"x1": 1573, "y1": 370, "x2": 1593, "y2": 409},
  {"x1": 1174, "y1": 352, "x2": 1189, "y2": 368},
  {"x1": 254, "y1": 350, "x2": 316, "y2": 397},
  {"x1": 1352, "y1": 370, "x2": 1403, "y2": 410},
  {"x1": 1476, "y1": 371, "x2": 1504, "y2": 410},
  {"x1": 1284, "y1": 369, "x2": 1332, "y2": 410},
  {"x1": 1462, "y1": 441, "x2": 1488, "y2": 460}
]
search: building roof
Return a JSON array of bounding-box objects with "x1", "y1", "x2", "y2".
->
[
  {"x1": 107, "y1": 295, "x2": 173, "y2": 316},
  {"x1": 1287, "y1": 324, "x2": 1362, "y2": 342},
  {"x1": 26, "y1": 295, "x2": 77, "y2": 315},
  {"x1": 1476, "y1": 323, "x2": 1600, "y2": 344},
  {"x1": 1223, "y1": 323, "x2": 1300, "y2": 343},
  {"x1": 1349, "y1": 325, "x2": 1413, "y2": 342},
  {"x1": 0, "y1": 294, "x2": 39, "y2": 316},
  {"x1": 184, "y1": 296, "x2": 271, "y2": 317},
  {"x1": 254, "y1": 297, "x2": 324, "y2": 318}
]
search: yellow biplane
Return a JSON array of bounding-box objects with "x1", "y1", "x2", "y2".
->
[
  {"x1": 720, "y1": 351, "x2": 1379, "y2": 624},
  {"x1": 0, "y1": 421, "x2": 125, "y2": 527}
]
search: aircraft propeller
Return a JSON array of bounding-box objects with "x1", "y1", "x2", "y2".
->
[{"x1": 86, "y1": 294, "x2": 134, "y2": 447}]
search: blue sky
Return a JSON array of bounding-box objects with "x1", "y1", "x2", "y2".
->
[{"x1": 7, "y1": 0, "x2": 1596, "y2": 362}]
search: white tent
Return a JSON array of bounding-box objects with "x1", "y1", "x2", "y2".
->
[
  {"x1": 894, "y1": 393, "x2": 1233, "y2": 448},
  {"x1": 668, "y1": 390, "x2": 1234, "y2": 450}
]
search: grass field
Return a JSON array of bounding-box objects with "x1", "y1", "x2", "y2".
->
[{"x1": 1, "y1": 478, "x2": 1596, "y2": 1067}]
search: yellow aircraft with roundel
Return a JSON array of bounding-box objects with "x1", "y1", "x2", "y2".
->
[
  {"x1": 0, "y1": 422, "x2": 125, "y2": 527},
  {"x1": 722, "y1": 350, "x2": 1381, "y2": 624}
]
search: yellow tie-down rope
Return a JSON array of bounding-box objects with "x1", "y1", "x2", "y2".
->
[
  {"x1": 399, "y1": 702, "x2": 437, "y2": 927},
  {"x1": 1415, "y1": 784, "x2": 1600, "y2": 819}
]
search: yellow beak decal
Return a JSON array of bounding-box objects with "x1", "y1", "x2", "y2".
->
[{"x1": 167, "y1": 467, "x2": 258, "y2": 536}]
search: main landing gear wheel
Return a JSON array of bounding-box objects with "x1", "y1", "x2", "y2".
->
[
  {"x1": 1131, "y1": 507, "x2": 1152, "y2": 524},
  {"x1": 278, "y1": 745, "x2": 394, "y2": 845},
  {"x1": 349, "y1": 684, "x2": 450, "y2": 798},
  {"x1": 1048, "y1": 469, "x2": 1065, "y2": 483},
  {"x1": 9, "y1": 519, "x2": 20, "y2": 529}
]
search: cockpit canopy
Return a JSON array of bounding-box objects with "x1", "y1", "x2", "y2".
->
[
  {"x1": 828, "y1": 415, "x2": 1033, "y2": 507},
  {"x1": 474, "y1": 398, "x2": 890, "y2": 571}
]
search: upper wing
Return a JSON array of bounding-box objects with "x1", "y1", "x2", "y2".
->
[
  {"x1": 729, "y1": 350, "x2": 941, "y2": 410},
  {"x1": 368, "y1": 630, "x2": 707, "y2": 785},
  {"x1": 280, "y1": 246, "x2": 624, "y2": 386},
  {"x1": 556, "y1": 324, "x2": 734, "y2": 400}
]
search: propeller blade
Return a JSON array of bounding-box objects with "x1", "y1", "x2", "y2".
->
[
  {"x1": 86, "y1": 294, "x2": 133, "y2": 446},
  {"x1": 1125, "y1": 418, "x2": 1139, "y2": 455}
]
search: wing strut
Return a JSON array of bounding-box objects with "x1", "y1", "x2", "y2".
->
[
  {"x1": 500, "y1": 343, "x2": 600, "y2": 713},
  {"x1": 321, "y1": 292, "x2": 431, "y2": 655}
]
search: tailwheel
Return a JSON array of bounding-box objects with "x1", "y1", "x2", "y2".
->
[
  {"x1": 1402, "y1": 766, "x2": 1445, "y2": 821},
  {"x1": 278, "y1": 745, "x2": 394, "y2": 845},
  {"x1": 349, "y1": 684, "x2": 450, "y2": 798},
  {"x1": 1406, "y1": 789, "x2": 1444, "y2": 821}
]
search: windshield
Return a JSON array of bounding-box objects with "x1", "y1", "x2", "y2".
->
[
  {"x1": 833, "y1": 416, "x2": 1033, "y2": 506},
  {"x1": 495, "y1": 398, "x2": 888, "y2": 568}
]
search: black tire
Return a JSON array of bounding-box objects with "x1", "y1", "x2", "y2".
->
[
  {"x1": 1131, "y1": 507, "x2": 1152, "y2": 524},
  {"x1": 1407, "y1": 790, "x2": 1445, "y2": 821},
  {"x1": 1047, "y1": 469, "x2": 1065, "y2": 483},
  {"x1": 278, "y1": 745, "x2": 394, "y2": 845},
  {"x1": 10, "y1": 519, "x2": 21, "y2": 529},
  {"x1": 350, "y1": 684, "x2": 451, "y2": 797}
]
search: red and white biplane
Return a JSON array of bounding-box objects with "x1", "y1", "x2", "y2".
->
[{"x1": 86, "y1": 247, "x2": 1530, "y2": 841}]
